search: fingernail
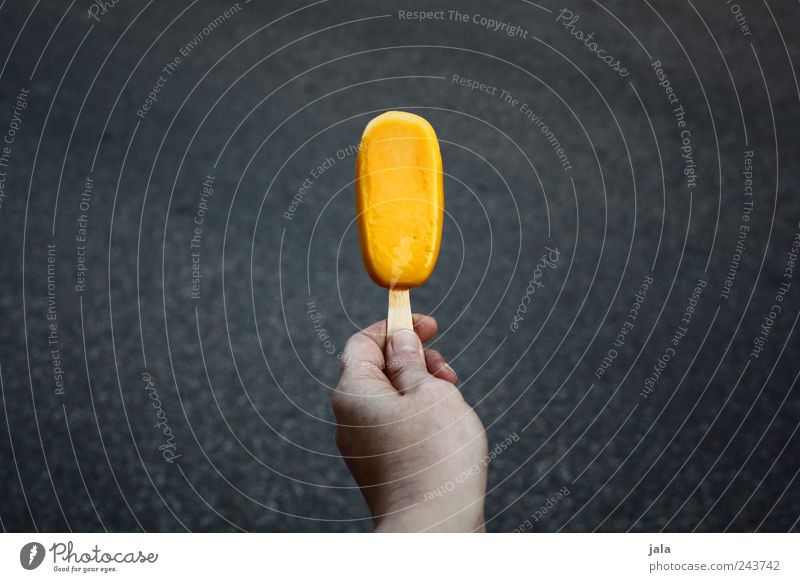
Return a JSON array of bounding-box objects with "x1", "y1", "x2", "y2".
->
[{"x1": 390, "y1": 329, "x2": 420, "y2": 355}]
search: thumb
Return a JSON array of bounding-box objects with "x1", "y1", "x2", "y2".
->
[{"x1": 385, "y1": 329, "x2": 430, "y2": 393}]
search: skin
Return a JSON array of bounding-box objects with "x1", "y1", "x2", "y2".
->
[{"x1": 332, "y1": 314, "x2": 488, "y2": 532}]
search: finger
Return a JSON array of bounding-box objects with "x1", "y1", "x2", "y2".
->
[
  {"x1": 385, "y1": 329, "x2": 431, "y2": 394},
  {"x1": 353, "y1": 314, "x2": 438, "y2": 348},
  {"x1": 337, "y1": 333, "x2": 397, "y2": 402},
  {"x1": 340, "y1": 329, "x2": 386, "y2": 383},
  {"x1": 424, "y1": 349, "x2": 458, "y2": 385},
  {"x1": 341, "y1": 314, "x2": 437, "y2": 368},
  {"x1": 412, "y1": 314, "x2": 438, "y2": 342}
]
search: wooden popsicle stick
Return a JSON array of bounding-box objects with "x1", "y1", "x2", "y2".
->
[{"x1": 387, "y1": 288, "x2": 413, "y2": 336}]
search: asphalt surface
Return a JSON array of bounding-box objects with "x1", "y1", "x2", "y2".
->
[{"x1": 0, "y1": 0, "x2": 799, "y2": 532}]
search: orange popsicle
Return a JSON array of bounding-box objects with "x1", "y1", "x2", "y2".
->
[{"x1": 355, "y1": 111, "x2": 444, "y2": 334}]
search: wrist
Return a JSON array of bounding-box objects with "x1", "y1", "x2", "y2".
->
[{"x1": 374, "y1": 503, "x2": 485, "y2": 533}]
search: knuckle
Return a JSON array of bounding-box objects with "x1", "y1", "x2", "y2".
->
[{"x1": 341, "y1": 336, "x2": 359, "y2": 361}]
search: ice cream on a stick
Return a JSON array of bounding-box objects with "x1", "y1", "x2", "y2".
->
[{"x1": 355, "y1": 111, "x2": 444, "y2": 336}]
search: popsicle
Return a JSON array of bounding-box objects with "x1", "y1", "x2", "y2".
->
[{"x1": 355, "y1": 111, "x2": 444, "y2": 336}]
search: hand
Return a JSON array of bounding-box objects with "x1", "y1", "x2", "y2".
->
[{"x1": 332, "y1": 314, "x2": 488, "y2": 532}]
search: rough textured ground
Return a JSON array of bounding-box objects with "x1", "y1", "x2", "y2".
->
[{"x1": 0, "y1": 0, "x2": 798, "y2": 532}]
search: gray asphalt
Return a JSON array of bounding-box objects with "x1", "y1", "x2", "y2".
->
[{"x1": 0, "y1": 0, "x2": 799, "y2": 532}]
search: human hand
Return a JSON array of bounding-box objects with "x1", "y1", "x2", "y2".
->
[{"x1": 332, "y1": 315, "x2": 488, "y2": 532}]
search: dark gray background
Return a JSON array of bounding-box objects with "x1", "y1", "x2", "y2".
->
[{"x1": 1, "y1": 0, "x2": 798, "y2": 532}]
